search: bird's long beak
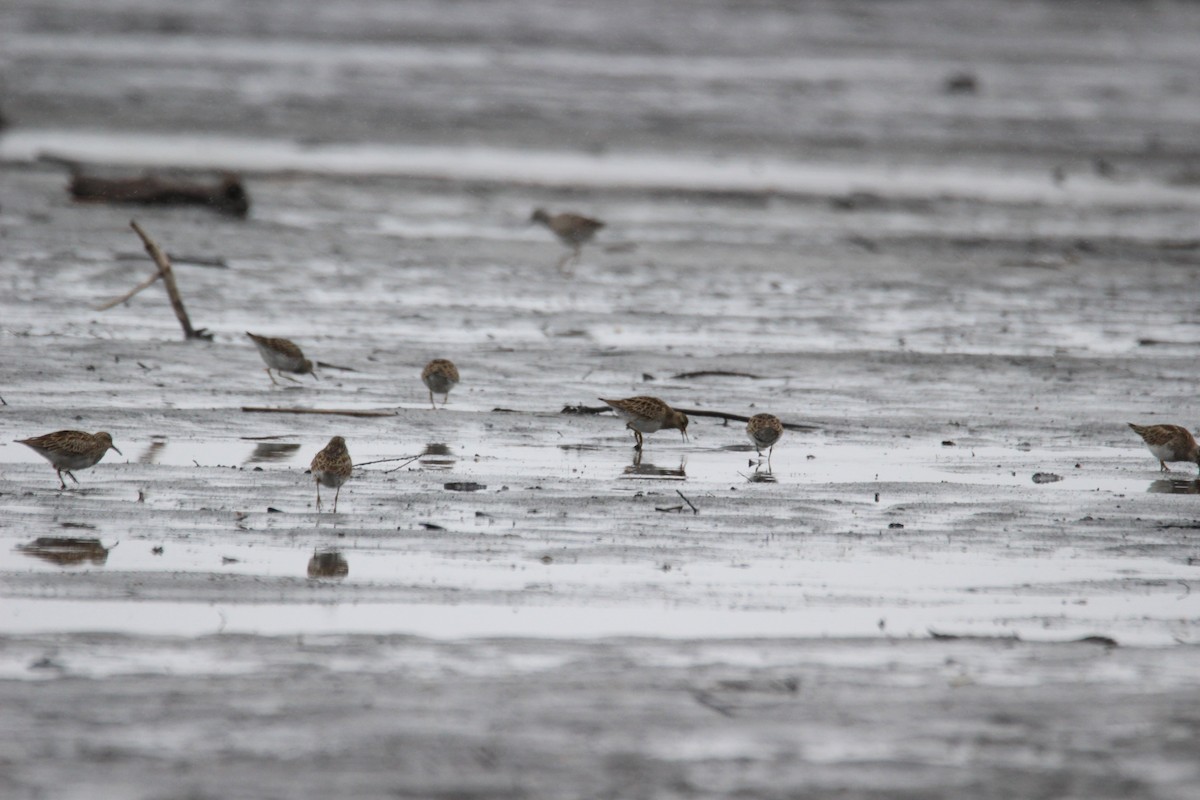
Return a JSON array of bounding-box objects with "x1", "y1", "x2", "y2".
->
[{"x1": 110, "y1": 444, "x2": 123, "y2": 456}]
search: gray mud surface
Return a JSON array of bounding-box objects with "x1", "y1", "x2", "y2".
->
[{"x1": 2, "y1": 1, "x2": 1200, "y2": 797}]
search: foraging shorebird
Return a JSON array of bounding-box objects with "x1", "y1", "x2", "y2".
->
[
  {"x1": 17, "y1": 430, "x2": 122, "y2": 489},
  {"x1": 246, "y1": 332, "x2": 316, "y2": 385},
  {"x1": 1128, "y1": 423, "x2": 1200, "y2": 472},
  {"x1": 531, "y1": 208, "x2": 605, "y2": 272},
  {"x1": 600, "y1": 396, "x2": 689, "y2": 451}
]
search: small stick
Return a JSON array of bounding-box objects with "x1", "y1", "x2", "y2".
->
[
  {"x1": 95, "y1": 270, "x2": 163, "y2": 311},
  {"x1": 314, "y1": 361, "x2": 358, "y2": 372},
  {"x1": 676, "y1": 490, "x2": 699, "y2": 514},
  {"x1": 676, "y1": 408, "x2": 818, "y2": 432},
  {"x1": 357, "y1": 455, "x2": 421, "y2": 468},
  {"x1": 382, "y1": 455, "x2": 423, "y2": 473},
  {"x1": 130, "y1": 220, "x2": 213, "y2": 341},
  {"x1": 239, "y1": 435, "x2": 296, "y2": 441},
  {"x1": 655, "y1": 505, "x2": 685, "y2": 513},
  {"x1": 671, "y1": 370, "x2": 763, "y2": 380},
  {"x1": 562, "y1": 403, "x2": 817, "y2": 432},
  {"x1": 241, "y1": 406, "x2": 397, "y2": 418}
]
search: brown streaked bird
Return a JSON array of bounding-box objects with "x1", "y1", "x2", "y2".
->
[
  {"x1": 600, "y1": 396, "x2": 689, "y2": 451},
  {"x1": 530, "y1": 208, "x2": 605, "y2": 272},
  {"x1": 246, "y1": 332, "x2": 316, "y2": 385},
  {"x1": 16, "y1": 430, "x2": 122, "y2": 489},
  {"x1": 421, "y1": 359, "x2": 459, "y2": 409},
  {"x1": 310, "y1": 436, "x2": 352, "y2": 513},
  {"x1": 1127, "y1": 423, "x2": 1200, "y2": 473},
  {"x1": 746, "y1": 413, "x2": 784, "y2": 461}
]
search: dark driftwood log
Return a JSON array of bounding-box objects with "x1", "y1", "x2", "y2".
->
[{"x1": 71, "y1": 173, "x2": 250, "y2": 218}]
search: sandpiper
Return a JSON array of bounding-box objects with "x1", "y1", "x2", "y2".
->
[
  {"x1": 531, "y1": 208, "x2": 605, "y2": 272},
  {"x1": 310, "y1": 436, "x2": 352, "y2": 512},
  {"x1": 1128, "y1": 423, "x2": 1200, "y2": 472},
  {"x1": 246, "y1": 332, "x2": 315, "y2": 385},
  {"x1": 599, "y1": 396, "x2": 689, "y2": 451},
  {"x1": 16, "y1": 430, "x2": 122, "y2": 489},
  {"x1": 746, "y1": 413, "x2": 784, "y2": 461},
  {"x1": 422, "y1": 359, "x2": 459, "y2": 409}
]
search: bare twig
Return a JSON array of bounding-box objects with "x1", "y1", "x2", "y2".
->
[
  {"x1": 129, "y1": 220, "x2": 213, "y2": 340},
  {"x1": 314, "y1": 361, "x2": 357, "y2": 372},
  {"x1": 116, "y1": 252, "x2": 229, "y2": 269},
  {"x1": 671, "y1": 370, "x2": 763, "y2": 380},
  {"x1": 383, "y1": 455, "x2": 424, "y2": 473},
  {"x1": 241, "y1": 406, "x2": 397, "y2": 418},
  {"x1": 95, "y1": 270, "x2": 162, "y2": 311},
  {"x1": 239, "y1": 435, "x2": 296, "y2": 441},
  {"x1": 676, "y1": 490, "x2": 699, "y2": 514},
  {"x1": 655, "y1": 505, "x2": 685, "y2": 513},
  {"x1": 357, "y1": 455, "x2": 421, "y2": 468},
  {"x1": 563, "y1": 403, "x2": 817, "y2": 431},
  {"x1": 677, "y1": 408, "x2": 818, "y2": 431}
]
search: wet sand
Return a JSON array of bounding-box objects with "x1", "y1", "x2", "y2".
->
[{"x1": 2, "y1": 0, "x2": 1200, "y2": 797}]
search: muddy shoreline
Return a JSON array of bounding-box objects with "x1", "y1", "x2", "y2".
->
[{"x1": 3, "y1": 0, "x2": 1200, "y2": 797}]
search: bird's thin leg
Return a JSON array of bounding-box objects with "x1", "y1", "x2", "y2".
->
[
  {"x1": 333, "y1": 485, "x2": 340, "y2": 513},
  {"x1": 55, "y1": 469, "x2": 67, "y2": 490},
  {"x1": 767, "y1": 446, "x2": 774, "y2": 467},
  {"x1": 632, "y1": 429, "x2": 644, "y2": 451},
  {"x1": 429, "y1": 389, "x2": 437, "y2": 410},
  {"x1": 1162, "y1": 461, "x2": 1171, "y2": 472},
  {"x1": 555, "y1": 251, "x2": 572, "y2": 273},
  {"x1": 266, "y1": 368, "x2": 280, "y2": 386},
  {"x1": 442, "y1": 392, "x2": 451, "y2": 407},
  {"x1": 315, "y1": 482, "x2": 322, "y2": 512}
]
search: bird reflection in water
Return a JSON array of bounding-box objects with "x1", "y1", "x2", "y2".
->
[
  {"x1": 17, "y1": 537, "x2": 109, "y2": 566},
  {"x1": 138, "y1": 438, "x2": 167, "y2": 464},
  {"x1": 746, "y1": 464, "x2": 778, "y2": 484},
  {"x1": 246, "y1": 442, "x2": 302, "y2": 465},
  {"x1": 621, "y1": 451, "x2": 686, "y2": 480},
  {"x1": 420, "y1": 442, "x2": 456, "y2": 472},
  {"x1": 307, "y1": 550, "x2": 349, "y2": 579},
  {"x1": 1147, "y1": 478, "x2": 1200, "y2": 495}
]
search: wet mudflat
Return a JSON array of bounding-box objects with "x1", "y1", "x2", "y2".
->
[{"x1": 2, "y1": 0, "x2": 1200, "y2": 797}]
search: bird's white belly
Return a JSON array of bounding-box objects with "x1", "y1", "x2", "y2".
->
[
  {"x1": 617, "y1": 413, "x2": 663, "y2": 434},
  {"x1": 1148, "y1": 443, "x2": 1180, "y2": 462}
]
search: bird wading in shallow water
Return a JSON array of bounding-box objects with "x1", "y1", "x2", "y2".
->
[
  {"x1": 530, "y1": 208, "x2": 605, "y2": 273},
  {"x1": 246, "y1": 332, "x2": 316, "y2": 385},
  {"x1": 1127, "y1": 423, "x2": 1200, "y2": 473},
  {"x1": 310, "y1": 436, "x2": 352, "y2": 512},
  {"x1": 421, "y1": 359, "x2": 459, "y2": 409},
  {"x1": 746, "y1": 413, "x2": 784, "y2": 463},
  {"x1": 17, "y1": 430, "x2": 122, "y2": 489},
  {"x1": 600, "y1": 396, "x2": 689, "y2": 451}
]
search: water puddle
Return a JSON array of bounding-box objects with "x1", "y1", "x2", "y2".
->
[{"x1": 0, "y1": 436, "x2": 1178, "y2": 493}]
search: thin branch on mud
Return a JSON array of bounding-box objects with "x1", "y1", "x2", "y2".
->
[
  {"x1": 563, "y1": 403, "x2": 817, "y2": 432},
  {"x1": 241, "y1": 406, "x2": 397, "y2": 418},
  {"x1": 96, "y1": 270, "x2": 163, "y2": 311},
  {"x1": 671, "y1": 370, "x2": 763, "y2": 380},
  {"x1": 676, "y1": 490, "x2": 699, "y2": 514},
  {"x1": 655, "y1": 505, "x2": 685, "y2": 513},
  {"x1": 239, "y1": 435, "x2": 296, "y2": 441},
  {"x1": 116, "y1": 252, "x2": 229, "y2": 269},
  {"x1": 690, "y1": 689, "x2": 736, "y2": 718},
  {"x1": 357, "y1": 455, "x2": 421, "y2": 468},
  {"x1": 676, "y1": 408, "x2": 818, "y2": 432},
  {"x1": 382, "y1": 455, "x2": 423, "y2": 473},
  {"x1": 128, "y1": 221, "x2": 213, "y2": 340}
]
